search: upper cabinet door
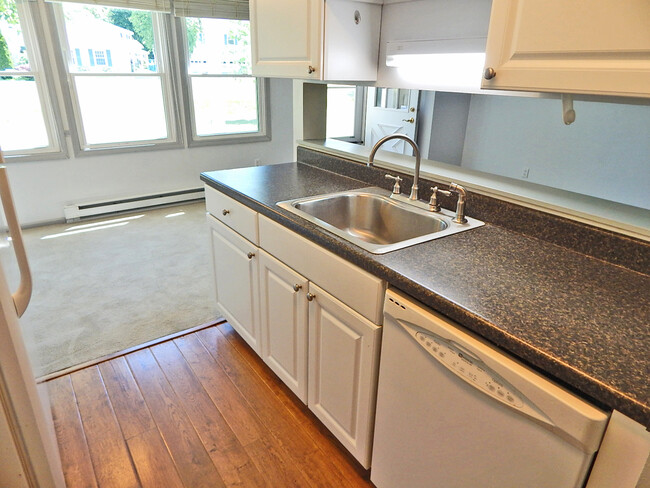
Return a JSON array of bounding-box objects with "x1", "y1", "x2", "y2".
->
[
  {"x1": 251, "y1": 0, "x2": 323, "y2": 79},
  {"x1": 482, "y1": 0, "x2": 650, "y2": 98}
]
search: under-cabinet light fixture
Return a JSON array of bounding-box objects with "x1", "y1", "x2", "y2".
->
[{"x1": 386, "y1": 38, "x2": 486, "y2": 90}]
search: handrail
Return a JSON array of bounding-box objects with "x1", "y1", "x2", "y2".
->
[{"x1": 0, "y1": 153, "x2": 32, "y2": 317}]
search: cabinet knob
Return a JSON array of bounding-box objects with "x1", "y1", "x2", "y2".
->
[
  {"x1": 308, "y1": 65, "x2": 316, "y2": 74},
  {"x1": 402, "y1": 117, "x2": 415, "y2": 123},
  {"x1": 306, "y1": 292, "x2": 315, "y2": 302},
  {"x1": 293, "y1": 284, "x2": 302, "y2": 292},
  {"x1": 483, "y1": 67, "x2": 496, "y2": 80},
  {"x1": 247, "y1": 252, "x2": 255, "y2": 259},
  {"x1": 222, "y1": 209, "x2": 230, "y2": 216}
]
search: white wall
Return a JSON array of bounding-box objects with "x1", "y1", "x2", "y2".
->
[
  {"x1": 6, "y1": 78, "x2": 294, "y2": 226},
  {"x1": 461, "y1": 96, "x2": 650, "y2": 209}
]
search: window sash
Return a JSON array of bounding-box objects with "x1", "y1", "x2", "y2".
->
[
  {"x1": 54, "y1": 5, "x2": 180, "y2": 151},
  {"x1": 186, "y1": 73, "x2": 262, "y2": 141},
  {"x1": 177, "y1": 17, "x2": 265, "y2": 144},
  {"x1": 1, "y1": 0, "x2": 63, "y2": 158}
]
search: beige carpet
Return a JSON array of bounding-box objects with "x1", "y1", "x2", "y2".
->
[{"x1": 8, "y1": 202, "x2": 220, "y2": 378}]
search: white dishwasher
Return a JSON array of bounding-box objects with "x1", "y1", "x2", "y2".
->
[{"x1": 371, "y1": 288, "x2": 610, "y2": 488}]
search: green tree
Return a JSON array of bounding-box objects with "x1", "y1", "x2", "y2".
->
[
  {"x1": 130, "y1": 10, "x2": 154, "y2": 56},
  {"x1": 108, "y1": 9, "x2": 152, "y2": 52},
  {"x1": 186, "y1": 18, "x2": 202, "y2": 57},
  {"x1": 227, "y1": 21, "x2": 251, "y2": 74},
  {"x1": 0, "y1": 0, "x2": 18, "y2": 24},
  {"x1": 0, "y1": 0, "x2": 19, "y2": 73},
  {"x1": 107, "y1": 9, "x2": 136, "y2": 38},
  {"x1": 0, "y1": 33, "x2": 12, "y2": 71}
]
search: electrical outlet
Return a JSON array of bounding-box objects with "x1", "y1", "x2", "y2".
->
[{"x1": 522, "y1": 168, "x2": 530, "y2": 179}]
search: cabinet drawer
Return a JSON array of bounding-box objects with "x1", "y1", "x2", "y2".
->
[
  {"x1": 205, "y1": 185, "x2": 258, "y2": 244},
  {"x1": 259, "y1": 215, "x2": 385, "y2": 324}
]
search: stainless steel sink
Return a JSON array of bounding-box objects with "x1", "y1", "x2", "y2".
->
[{"x1": 277, "y1": 187, "x2": 484, "y2": 254}]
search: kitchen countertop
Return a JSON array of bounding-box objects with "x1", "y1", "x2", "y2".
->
[{"x1": 201, "y1": 162, "x2": 650, "y2": 428}]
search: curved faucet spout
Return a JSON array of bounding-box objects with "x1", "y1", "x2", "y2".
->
[{"x1": 368, "y1": 134, "x2": 421, "y2": 201}]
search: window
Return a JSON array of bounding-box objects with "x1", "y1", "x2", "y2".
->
[
  {"x1": 181, "y1": 17, "x2": 266, "y2": 143},
  {"x1": 0, "y1": 0, "x2": 62, "y2": 157},
  {"x1": 56, "y1": 2, "x2": 178, "y2": 151},
  {"x1": 326, "y1": 84, "x2": 365, "y2": 143},
  {"x1": 3, "y1": 0, "x2": 266, "y2": 158}
]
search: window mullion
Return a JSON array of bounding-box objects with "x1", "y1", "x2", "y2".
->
[{"x1": 153, "y1": 12, "x2": 181, "y2": 146}]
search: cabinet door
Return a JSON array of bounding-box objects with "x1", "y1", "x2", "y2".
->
[
  {"x1": 250, "y1": 0, "x2": 323, "y2": 79},
  {"x1": 208, "y1": 215, "x2": 261, "y2": 353},
  {"x1": 482, "y1": 0, "x2": 650, "y2": 97},
  {"x1": 307, "y1": 283, "x2": 381, "y2": 469},
  {"x1": 259, "y1": 251, "x2": 309, "y2": 403}
]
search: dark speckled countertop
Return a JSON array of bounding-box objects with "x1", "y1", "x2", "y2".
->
[{"x1": 201, "y1": 161, "x2": 650, "y2": 428}]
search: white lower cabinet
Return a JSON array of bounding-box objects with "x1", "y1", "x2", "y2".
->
[
  {"x1": 207, "y1": 193, "x2": 384, "y2": 468},
  {"x1": 208, "y1": 215, "x2": 261, "y2": 354},
  {"x1": 308, "y1": 283, "x2": 381, "y2": 469},
  {"x1": 259, "y1": 250, "x2": 309, "y2": 403},
  {"x1": 258, "y1": 251, "x2": 382, "y2": 467}
]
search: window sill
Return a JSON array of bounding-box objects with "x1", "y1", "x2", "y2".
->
[
  {"x1": 73, "y1": 140, "x2": 185, "y2": 158},
  {"x1": 3, "y1": 149, "x2": 69, "y2": 163},
  {"x1": 188, "y1": 132, "x2": 271, "y2": 148}
]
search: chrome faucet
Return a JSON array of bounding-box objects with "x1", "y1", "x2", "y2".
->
[{"x1": 368, "y1": 134, "x2": 421, "y2": 201}]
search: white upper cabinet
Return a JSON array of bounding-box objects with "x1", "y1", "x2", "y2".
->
[
  {"x1": 250, "y1": 0, "x2": 381, "y2": 80},
  {"x1": 482, "y1": 0, "x2": 650, "y2": 98}
]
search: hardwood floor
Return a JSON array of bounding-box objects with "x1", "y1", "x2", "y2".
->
[{"x1": 47, "y1": 322, "x2": 374, "y2": 488}]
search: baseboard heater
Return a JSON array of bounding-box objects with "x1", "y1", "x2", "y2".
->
[{"x1": 63, "y1": 187, "x2": 205, "y2": 222}]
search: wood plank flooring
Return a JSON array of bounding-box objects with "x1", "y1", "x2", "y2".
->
[{"x1": 47, "y1": 323, "x2": 374, "y2": 488}]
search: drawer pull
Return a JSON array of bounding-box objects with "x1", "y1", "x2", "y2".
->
[
  {"x1": 293, "y1": 284, "x2": 302, "y2": 292},
  {"x1": 247, "y1": 252, "x2": 255, "y2": 259},
  {"x1": 222, "y1": 209, "x2": 230, "y2": 216},
  {"x1": 306, "y1": 292, "x2": 315, "y2": 302}
]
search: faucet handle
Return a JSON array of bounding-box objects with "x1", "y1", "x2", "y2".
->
[
  {"x1": 429, "y1": 186, "x2": 451, "y2": 212},
  {"x1": 429, "y1": 187, "x2": 441, "y2": 211},
  {"x1": 385, "y1": 174, "x2": 403, "y2": 194}
]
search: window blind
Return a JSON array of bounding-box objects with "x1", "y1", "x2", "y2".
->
[
  {"x1": 45, "y1": 0, "x2": 172, "y2": 13},
  {"x1": 172, "y1": 0, "x2": 249, "y2": 20}
]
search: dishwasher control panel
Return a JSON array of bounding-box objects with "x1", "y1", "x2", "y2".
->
[
  {"x1": 414, "y1": 329, "x2": 526, "y2": 408},
  {"x1": 393, "y1": 314, "x2": 556, "y2": 427}
]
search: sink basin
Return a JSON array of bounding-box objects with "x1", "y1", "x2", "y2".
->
[{"x1": 277, "y1": 187, "x2": 484, "y2": 254}]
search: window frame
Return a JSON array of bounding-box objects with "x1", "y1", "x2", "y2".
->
[
  {"x1": 174, "y1": 16, "x2": 270, "y2": 147},
  {"x1": 326, "y1": 84, "x2": 366, "y2": 144},
  {"x1": 1, "y1": 0, "x2": 66, "y2": 161},
  {"x1": 50, "y1": 2, "x2": 184, "y2": 156}
]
